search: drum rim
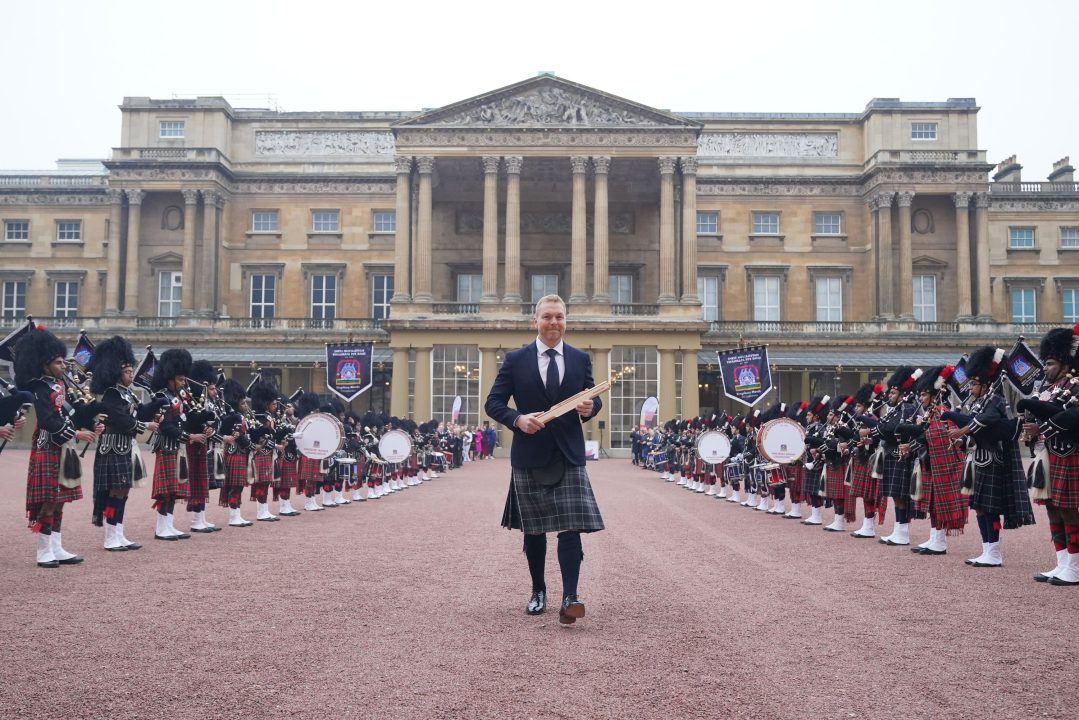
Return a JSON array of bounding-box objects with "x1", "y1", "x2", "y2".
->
[
  {"x1": 695, "y1": 429, "x2": 731, "y2": 461},
  {"x1": 757, "y1": 417, "x2": 807, "y2": 464},
  {"x1": 294, "y1": 412, "x2": 345, "y2": 459},
  {"x1": 378, "y1": 428, "x2": 413, "y2": 461}
]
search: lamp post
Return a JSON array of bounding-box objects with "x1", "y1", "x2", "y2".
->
[{"x1": 833, "y1": 364, "x2": 843, "y2": 398}]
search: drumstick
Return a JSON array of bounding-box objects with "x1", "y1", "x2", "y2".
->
[{"x1": 535, "y1": 380, "x2": 612, "y2": 424}]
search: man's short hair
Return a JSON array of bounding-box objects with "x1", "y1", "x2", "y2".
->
[{"x1": 533, "y1": 294, "x2": 566, "y2": 317}]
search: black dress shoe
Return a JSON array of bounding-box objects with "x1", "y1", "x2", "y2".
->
[
  {"x1": 57, "y1": 555, "x2": 84, "y2": 565},
  {"x1": 123, "y1": 541, "x2": 142, "y2": 550},
  {"x1": 527, "y1": 590, "x2": 546, "y2": 615},
  {"x1": 155, "y1": 534, "x2": 179, "y2": 541},
  {"x1": 559, "y1": 595, "x2": 586, "y2": 625}
]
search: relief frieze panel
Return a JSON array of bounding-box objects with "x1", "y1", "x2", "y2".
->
[
  {"x1": 235, "y1": 181, "x2": 395, "y2": 195},
  {"x1": 254, "y1": 131, "x2": 395, "y2": 157},
  {"x1": 395, "y1": 130, "x2": 697, "y2": 148},
  {"x1": 697, "y1": 133, "x2": 838, "y2": 158},
  {"x1": 696, "y1": 181, "x2": 861, "y2": 197},
  {"x1": 455, "y1": 208, "x2": 635, "y2": 235},
  {"x1": 0, "y1": 192, "x2": 111, "y2": 205},
  {"x1": 424, "y1": 86, "x2": 664, "y2": 127}
]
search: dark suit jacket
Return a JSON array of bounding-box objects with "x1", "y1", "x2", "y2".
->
[{"x1": 484, "y1": 341, "x2": 601, "y2": 468}]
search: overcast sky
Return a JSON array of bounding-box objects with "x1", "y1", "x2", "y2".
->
[{"x1": 3, "y1": 0, "x2": 1076, "y2": 179}]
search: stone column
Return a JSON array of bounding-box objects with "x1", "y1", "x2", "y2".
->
[
  {"x1": 180, "y1": 189, "x2": 199, "y2": 316},
  {"x1": 680, "y1": 157, "x2": 699, "y2": 303},
  {"x1": 122, "y1": 189, "x2": 144, "y2": 315},
  {"x1": 592, "y1": 348, "x2": 611, "y2": 448},
  {"x1": 413, "y1": 157, "x2": 434, "y2": 303},
  {"x1": 682, "y1": 351, "x2": 700, "y2": 419},
  {"x1": 953, "y1": 192, "x2": 973, "y2": 320},
  {"x1": 896, "y1": 191, "x2": 915, "y2": 319},
  {"x1": 974, "y1": 193, "x2": 993, "y2": 321},
  {"x1": 479, "y1": 346, "x2": 499, "y2": 425},
  {"x1": 199, "y1": 191, "x2": 221, "y2": 317},
  {"x1": 874, "y1": 192, "x2": 895, "y2": 319},
  {"x1": 659, "y1": 348, "x2": 677, "y2": 421},
  {"x1": 481, "y1": 156, "x2": 501, "y2": 303},
  {"x1": 104, "y1": 189, "x2": 123, "y2": 315},
  {"x1": 591, "y1": 156, "x2": 611, "y2": 304},
  {"x1": 502, "y1": 156, "x2": 523, "y2": 303},
  {"x1": 391, "y1": 156, "x2": 412, "y2": 304},
  {"x1": 414, "y1": 347, "x2": 432, "y2": 421},
  {"x1": 569, "y1": 156, "x2": 589, "y2": 304},
  {"x1": 658, "y1": 157, "x2": 677, "y2": 304},
  {"x1": 390, "y1": 347, "x2": 410, "y2": 418}
]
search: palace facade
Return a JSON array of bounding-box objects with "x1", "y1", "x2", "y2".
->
[{"x1": 2, "y1": 75, "x2": 1077, "y2": 451}]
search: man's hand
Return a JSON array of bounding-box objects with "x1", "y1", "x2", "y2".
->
[
  {"x1": 14, "y1": 415, "x2": 27, "y2": 430},
  {"x1": 145, "y1": 421, "x2": 160, "y2": 433},
  {"x1": 0, "y1": 425, "x2": 14, "y2": 442},
  {"x1": 76, "y1": 429, "x2": 97, "y2": 444},
  {"x1": 576, "y1": 398, "x2": 594, "y2": 418},
  {"x1": 948, "y1": 426, "x2": 966, "y2": 441},
  {"x1": 188, "y1": 433, "x2": 207, "y2": 445},
  {"x1": 1022, "y1": 422, "x2": 1040, "y2": 442},
  {"x1": 514, "y1": 413, "x2": 545, "y2": 435}
]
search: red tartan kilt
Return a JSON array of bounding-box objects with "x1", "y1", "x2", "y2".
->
[
  {"x1": 152, "y1": 450, "x2": 189, "y2": 499},
  {"x1": 784, "y1": 464, "x2": 804, "y2": 502},
  {"x1": 278, "y1": 456, "x2": 298, "y2": 491},
  {"x1": 186, "y1": 443, "x2": 210, "y2": 503},
  {"x1": 222, "y1": 451, "x2": 248, "y2": 490},
  {"x1": 825, "y1": 462, "x2": 849, "y2": 501},
  {"x1": 251, "y1": 451, "x2": 274, "y2": 483},
  {"x1": 298, "y1": 455, "x2": 323, "y2": 492},
  {"x1": 1048, "y1": 451, "x2": 1079, "y2": 511},
  {"x1": 849, "y1": 457, "x2": 876, "y2": 500},
  {"x1": 26, "y1": 439, "x2": 83, "y2": 512}
]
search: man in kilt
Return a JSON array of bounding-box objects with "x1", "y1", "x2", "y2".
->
[
  {"x1": 185, "y1": 360, "x2": 222, "y2": 533},
  {"x1": 274, "y1": 399, "x2": 302, "y2": 515},
  {"x1": 779, "y1": 403, "x2": 807, "y2": 519},
  {"x1": 15, "y1": 326, "x2": 103, "y2": 568},
  {"x1": 849, "y1": 383, "x2": 884, "y2": 538},
  {"x1": 822, "y1": 396, "x2": 858, "y2": 533},
  {"x1": 88, "y1": 336, "x2": 163, "y2": 551},
  {"x1": 800, "y1": 396, "x2": 830, "y2": 526},
  {"x1": 218, "y1": 379, "x2": 254, "y2": 526},
  {"x1": 485, "y1": 294, "x2": 604, "y2": 625},
  {"x1": 248, "y1": 380, "x2": 281, "y2": 521},
  {"x1": 945, "y1": 346, "x2": 1035, "y2": 567},
  {"x1": 151, "y1": 349, "x2": 204, "y2": 541},
  {"x1": 876, "y1": 367, "x2": 923, "y2": 547},
  {"x1": 1018, "y1": 326, "x2": 1079, "y2": 585},
  {"x1": 294, "y1": 392, "x2": 325, "y2": 512}
]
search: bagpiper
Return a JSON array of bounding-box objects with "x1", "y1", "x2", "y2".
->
[
  {"x1": 876, "y1": 367, "x2": 922, "y2": 547},
  {"x1": 218, "y1": 379, "x2": 254, "y2": 527},
  {"x1": 295, "y1": 391, "x2": 326, "y2": 512},
  {"x1": 248, "y1": 380, "x2": 281, "y2": 522},
  {"x1": 150, "y1": 348, "x2": 202, "y2": 541},
  {"x1": 848, "y1": 383, "x2": 884, "y2": 538},
  {"x1": 184, "y1": 360, "x2": 222, "y2": 533}
]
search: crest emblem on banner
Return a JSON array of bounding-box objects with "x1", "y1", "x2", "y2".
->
[{"x1": 325, "y1": 342, "x2": 374, "y2": 402}]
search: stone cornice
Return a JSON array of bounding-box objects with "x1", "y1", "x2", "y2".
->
[
  {"x1": 990, "y1": 199, "x2": 1079, "y2": 212},
  {"x1": 0, "y1": 191, "x2": 111, "y2": 205},
  {"x1": 395, "y1": 128, "x2": 698, "y2": 149},
  {"x1": 696, "y1": 176, "x2": 862, "y2": 197}
]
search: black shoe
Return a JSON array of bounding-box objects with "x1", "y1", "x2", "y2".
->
[
  {"x1": 527, "y1": 590, "x2": 546, "y2": 615},
  {"x1": 57, "y1": 555, "x2": 84, "y2": 565},
  {"x1": 106, "y1": 545, "x2": 129, "y2": 552},
  {"x1": 190, "y1": 527, "x2": 215, "y2": 534},
  {"x1": 37, "y1": 560, "x2": 60, "y2": 568},
  {"x1": 123, "y1": 542, "x2": 142, "y2": 550},
  {"x1": 173, "y1": 532, "x2": 191, "y2": 540},
  {"x1": 559, "y1": 595, "x2": 585, "y2": 625},
  {"x1": 155, "y1": 534, "x2": 179, "y2": 541}
]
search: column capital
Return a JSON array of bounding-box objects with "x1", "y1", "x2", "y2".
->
[
  {"x1": 570, "y1": 156, "x2": 589, "y2": 174},
  {"x1": 394, "y1": 155, "x2": 413, "y2": 174},
  {"x1": 591, "y1": 156, "x2": 610, "y2": 174},
  {"x1": 872, "y1": 191, "x2": 894, "y2": 210},
  {"x1": 896, "y1": 191, "x2": 915, "y2": 208},
  {"x1": 504, "y1": 156, "x2": 523, "y2": 174},
  {"x1": 974, "y1": 192, "x2": 990, "y2": 209},
  {"x1": 182, "y1": 189, "x2": 199, "y2": 205},
  {"x1": 953, "y1": 191, "x2": 972, "y2": 208},
  {"x1": 126, "y1": 189, "x2": 144, "y2": 205},
  {"x1": 679, "y1": 156, "x2": 698, "y2": 175},
  {"x1": 482, "y1": 155, "x2": 501, "y2": 174},
  {"x1": 416, "y1": 156, "x2": 435, "y2": 174},
  {"x1": 203, "y1": 190, "x2": 224, "y2": 207},
  {"x1": 658, "y1": 156, "x2": 677, "y2": 175},
  {"x1": 105, "y1": 188, "x2": 124, "y2": 204}
]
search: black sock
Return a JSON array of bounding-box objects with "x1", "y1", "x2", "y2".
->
[
  {"x1": 116, "y1": 496, "x2": 128, "y2": 524},
  {"x1": 522, "y1": 533, "x2": 547, "y2": 593},
  {"x1": 895, "y1": 505, "x2": 909, "y2": 524},
  {"x1": 557, "y1": 531, "x2": 583, "y2": 599}
]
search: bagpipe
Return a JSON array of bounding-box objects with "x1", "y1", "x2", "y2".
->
[{"x1": 0, "y1": 376, "x2": 36, "y2": 456}]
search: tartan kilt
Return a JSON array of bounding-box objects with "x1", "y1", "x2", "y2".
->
[
  {"x1": 968, "y1": 443, "x2": 1036, "y2": 528},
  {"x1": 849, "y1": 454, "x2": 876, "y2": 501},
  {"x1": 185, "y1": 443, "x2": 210, "y2": 504},
  {"x1": 298, "y1": 455, "x2": 322, "y2": 492},
  {"x1": 278, "y1": 455, "x2": 299, "y2": 492},
  {"x1": 785, "y1": 463, "x2": 804, "y2": 503},
  {"x1": 152, "y1": 450, "x2": 189, "y2": 499},
  {"x1": 803, "y1": 463, "x2": 824, "y2": 497},
  {"x1": 825, "y1": 460, "x2": 849, "y2": 502},
  {"x1": 880, "y1": 451, "x2": 913, "y2": 500},
  {"x1": 251, "y1": 451, "x2": 274, "y2": 484},
  {"x1": 1047, "y1": 451, "x2": 1079, "y2": 511},
  {"x1": 222, "y1": 451, "x2": 249, "y2": 491},
  {"x1": 94, "y1": 450, "x2": 133, "y2": 494},
  {"x1": 502, "y1": 464, "x2": 605, "y2": 535},
  {"x1": 26, "y1": 435, "x2": 83, "y2": 513},
  {"x1": 923, "y1": 425, "x2": 968, "y2": 532}
]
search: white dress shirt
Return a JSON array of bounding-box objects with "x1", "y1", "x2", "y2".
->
[{"x1": 535, "y1": 338, "x2": 565, "y2": 385}]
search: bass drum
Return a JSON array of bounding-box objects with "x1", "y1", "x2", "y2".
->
[
  {"x1": 695, "y1": 430, "x2": 731, "y2": 464},
  {"x1": 378, "y1": 429, "x2": 413, "y2": 463},
  {"x1": 756, "y1": 417, "x2": 807, "y2": 465},
  {"x1": 293, "y1": 412, "x2": 345, "y2": 460}
]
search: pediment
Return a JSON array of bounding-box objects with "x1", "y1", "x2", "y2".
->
[
  {"x1": 395, "y1": 76, "x2": 700, "y2": 129},
  {"x1": 912, "y1": 255, "x2": 949, "y2": 269}
]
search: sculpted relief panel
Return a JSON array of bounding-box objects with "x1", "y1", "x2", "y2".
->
[
  {"x1": 428, "y1": 87, "x2": 663, "y2": 127},
  {"x1": 255, "y1": 131, "x2": 395, "y2": 157},
  {"x1": 697, "y1": 133, "x2": 838, "y2": 158},
  {"x1": 456, "y1": 209, "x2": 635, "y2": 235}
]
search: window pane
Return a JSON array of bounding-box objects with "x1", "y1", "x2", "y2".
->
[
  {"x1": 5, "y1": 221, "x2": 29, "y2": 240},
  {"x1": 312, "y1": 211, "x2": 339, "y2": 232},
  {"x1": 372, "y1": 274, "x2": 394, "y2": 320},
  {"x1": 814, "y1": 213, "x2": 841, "y2": 235},
  {"x1": 1063, "y1": 289, "x2": 1079, "y2": 323},
  {"x1": 1061, "y1": 227, "x2": 1079, "y2": 248},
  {"x1": 57, "y1": 221, "x2": 81, "y2": 241},
  {"x1": 752, "y1": 212, "x2": 779, "y2": 235},
  {"x1": 697, "y1": 276, "x2": 719, "y2": 321},
  {"x1": 753, "y1": 276, "x2": 780, "y2": 321},
  {"x1": 913, "y1": 275, "x2": 937, "y2": 322},
  {"x1": 530, "y1": 274, "x2": 558, "y2": 303},
  {"x1": 610, "y1": 274, "x2": 633, "y2": 304},
  {"x1": 696, "y1": 211, "x2": 718, "y2": 235},
  {"x1": 159, "y1": 120, "x2": 185, "y2": 138},
  {"x1": 457, "y1": 274, "x2": 481, "y2": 303},
  {"x1": 816, "y1": 277, "x2": 842, "y2": 322},
  {"x1": 54, "y1": 280, "x2": 78, "y2": 318},
  {"x1": 2, "y1": 281, "x2": 27, "y2": 319},
  {"x1": 911, "y1": 122, "x2": 937, "y2": 140},
  {"x1": 252, "y1": 211, "x2": 279, "y2": 232},
  {"x1": 1011, "y1": 288, "x2": 1036, "y2": 323},
  {"x1": 374, "y1": 211, "x2": 396, "y2": 233},
  {"x1": 158, "y1": 271, "x2": 181, "y2": 317},
  {"x1": 1009, "y1": 228, "x2": 1034, "y2": 248},
  {"x1": 251, "y1": 274, "x2": 276, "y2": 318}
]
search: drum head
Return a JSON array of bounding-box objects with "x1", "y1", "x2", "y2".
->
[
  {"x1": 378, "y1": 429, "x2": 413, "y2": 463},
  {"x1": 696, "y1": 431, "x2": 731, "y2": 464},
  {"x1": 293, "y1": 413, "x2": 344, "y2": 460},
  {"x1": 757, "y1": 417, "x2": 807, "y2": 465}
]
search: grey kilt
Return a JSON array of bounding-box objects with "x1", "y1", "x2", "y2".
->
[
  {"x1": 880, "y1": 451, "x2": 913, "y2": 500},
  {"x1": 93, "y1": 450, "x2": 133, "y2": 493},
  {"x1": 501, "y1": 464, "x2": 605, "y2": 535},
  {"x1": 802, "y1": 464, "x2": 824, "y2": 497},
  {"x1": 969, "y1": 441, "x2": 1036, "y2": 529}
]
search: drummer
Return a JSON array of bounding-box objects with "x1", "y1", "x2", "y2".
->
[
  {"x1": 294, "y1": 392, "x2": 327, "y2": 512},
  {"x1": 800, "y1": 396, "x2": 830, "y2": 525}
]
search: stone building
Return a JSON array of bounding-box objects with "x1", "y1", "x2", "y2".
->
[{"x1": 2, "y1": 75, "x2": 1077, "y2": 452}]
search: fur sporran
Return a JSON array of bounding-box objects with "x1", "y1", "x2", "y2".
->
[{"x1": 59, "y1": 443, "x2": 82, "y2": 489}]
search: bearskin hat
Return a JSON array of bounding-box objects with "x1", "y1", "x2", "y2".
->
[
  {"x1": 221, "y1": 378, "x2": 247, "y2": 410},
  {"x1": 13, "y1": 327, "x2": 67, "y2": 390},
  {"x1": 886, "y1": 366, "x2": 922, "y2": 392},
  {"x1": 965, "y1": 346, "x2": 1006, "y2": 384},
  {"x1": 248, "y1": 380, "x2": 278, "y2": 414},
  {"x1": 151, "y1": 348, "x2": 192, "y2": 391},
  {"x1": 759, "y1": 402, "x2": 787, "y2": 424},
  {"x1": 295, "y1": 391, "x2": 321, "y2": 420},
  {"x1": 806, "y1": 395, "x2": 831, "y2": 417},
  {"x1": 730, "y1": 414, "x2": 745, "y2": 432},
  {"x1": 914, "y1": 365, "x2": 956, "y2": 396},
  {"x1": 853, "y1": 382, "x2": 881, "y2": 409},
  {"x1": 188, "y1": 360, "x2": 217, "y2": 388},
  {"x1": 218, "y1": 412, "x2": 245, "y2": 437},
  {"x1": 1039, "y1": 325, "x2": 1079, "y2": 366},
  {"x1": 830, "y1": 395, "x2": 855, "y2": 415},
  {"x1": 786, "y1": 401, "x2": 809, "y2": 424},
  {"x1": 320, "y1": 397, "x2": 345, "y2": 417},
  {"x1": 88, "y1": 335, "x2": 136, "y2": 394}
]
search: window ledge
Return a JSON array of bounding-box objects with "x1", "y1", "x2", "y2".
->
[
  {"x1": 811, "y1": 234, "x2": 848, "y2": 241},
  {"x1": 368, "y1": 232, "x2": 396, "y2": 239},
  {"x1": 696, "y1": 233, "x2": 723, "y2": 240},
  {"x1": 748, "y1": 234, "x2": 785, "y2": 241},
  {"x1": 307, "y1": 231, "x2": 342, "y2": 238},
  {"x1": 1006, "y1": 246, "x2": 1039, "y2": 252},
  {"x1": 1058, "y1": 246, "x2": 1079, "y2": 251},
  {"x1": 2, "y1": 240, "x2": 31, "y2": 246},
  {"x1": 246, "y1": 231, "x2": 282, "y2": 238},
  {"x1": 51, "y1": 240, "x2": 84, "y2": 247}
]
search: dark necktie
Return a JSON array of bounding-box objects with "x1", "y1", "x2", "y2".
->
[{"x1": 545, "y1": 348, "x2": 560, "y2": 400}]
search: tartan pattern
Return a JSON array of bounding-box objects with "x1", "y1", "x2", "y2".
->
[
  {"x1": 923, "y1": 420, "x2": 968, "y2": 532},
  {"x1": 880, "y1": 451, "x2": 913, "y2": 500},
  {"x1": 185, "y1": 442, "x2": 210, "y2": 505},
  {"x1": 825, "y1": 460, "x2": 849, "y2": 501},
  {"x1": 93, "y1": 450, "x2": 133, "y2": 493},
  {"x1": 785, "y1": 463, "x2": 804, "y2": 503},
  {"x1": 803, "y1": 463, "x2": 824, "y2": 498},
  {"x1": 502, "y1": 464, "x2": 605, "y2": 534},
  {"x1": 251, "y1": 451, "x2": 274, "y2": 484},
  {"x1": 1047, "y1": 449, "x2": 1079, "y2": 511},
  {"x1": 222, "y1": 451, "x2": 248, "y2": 490},
  {"x1": 298, "y1": 455, "x2": 323, "y2": 493},
  {"x1": 278, "y1": 455, "x2": 299, "y2": 492},
  {"x1": 151, "y1": 450, "x2": 189, "y2": 499},
  {"x1": 968, "y1": 440, "x2": 1036, "y2": 529},
  {"x1": 26, "y1": 431, "x2": 83, "y2": 513}
]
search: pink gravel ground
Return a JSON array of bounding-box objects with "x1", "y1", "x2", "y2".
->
[{"x1": 0, "y1": 449, "x2": 1075, "y2": 720}]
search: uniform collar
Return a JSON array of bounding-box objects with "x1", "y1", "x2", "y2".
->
[{"x1": 535, "y1": 338, "x2": 564, "y2": 356}]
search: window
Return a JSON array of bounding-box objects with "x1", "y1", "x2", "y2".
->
[
  {"x1": 157, "y1": 271, "x2": 181, "y2": 317},
  {"x1": 911, "y1": 122, "x2": 938, "y2": 140},
  {"x1": 530, "y1": 274, "x2": 558, "y2": 303},
  {"x1": 1009, "y1": 227, "x2": 1035, "y2": 249},
  {"x1": 815, "y1": 277, "x2": 843, "y2": 322},
  {"x1": 159, "y1": 120, "x2": 185, "y2": 138},
  {"x1": 1063, "y1": 288, "x2": 1079, "y2": 323},
  {"x1": 310, "y1": 274, "x2": 336, "y2": 320},
  {"x1": 4, "y1": 220, "x2": 29, "y2": 241},
  {"x1": 250, "y1": 274, "x2": 276, "y2": 318},
  {"x1": 456, "y1": 273, "x2": 482, "y2": 303},
  {"x1": 56, "y1": 221, "x2": 81, "y2": 242},
  {"x1": 608, "y1": 346, "x2": 659, "y2": 449},
  {"x1": 697, "y1": 276, "x2": 719, "y2": 322},
  {"x1": 814, "y1": 213, "x2": 842, "y2": 235},
  {"x1": 431, "y1": 345, "x2": 481, "y2": 427},
  {"x1": 312, "y1": 210, "x2": 339, "y2": 233},
  {"x1": 913, "y1": 275, "x2": 937, "y2": 322},
  {"x1": 752, "y1": 212, "x2": 780, "y2": 235},
  {"x1": 251, "y1": 211, "x2": 279, "y2": 232},
  {"x1": 1061, "y1": 227, "x2": 1079, "y2": 248},
  {"x1": 373, "y1": 211, "x2": 396, "y2": 233},
  {"x1": 1010, "y1": 287, "x2": 1036, "y2": 323},
  {"x1": 372, "y1": 274, "x2": 394, "y2": 320},
  {"x1": 2, "y1": 281, "x2": 27, "y2": 320},
  {"x1": 696, "y1": 211, "x2": 719, "y2": 235},
  {"x1": 54, "y1": 281, "x2": 78, "y2": 318},
  {"x1": 610, "y1": 274, "x2": 633, "y2": 304},
  {"x1": 753, "y1": 276, "x2": 781, "y2": 321}
]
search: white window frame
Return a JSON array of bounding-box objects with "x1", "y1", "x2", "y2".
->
[
  {"x1": 373, "y1": 211, "x2": 396, "y2": 234},
  {"x1": 1062, "y1": 287, "x2": 1079, "y2": 323},
  {"x1": 251, "y1": 210, "x2": 279, "y2": 233},
  {"x1": 610, "y1": 274, "x2": 633, "y2": 304},
  {"x1": 1060, "y1": 227, "x2": 1079, "y2": 249},
  {"x1": 2, "y1": 280, "x2": 27, "y2": 320},
  {"x1": 530, "y1": 274, "x2": 559, "y2": 303},
  {"x1": 311, "y1": 210, "x2": 340, "y2": 233},
  {"x1": 4, "y1": 220, "x2": 29, "y2": 241},
  {"x1": 372, "y1": 274, "x2": 394, "y2": 320},
  {"x1": 752, "y1": 211, "x2": 780, "y2": 236},
  {"x1": 53, "y1": 280, "x2": 79, "y2": 318},
  {"x1": 911, "y1": 122, "x2": 938, "y2": 141},
  {"x1": 157, "y1": 271, "x2": 181, "y2": 317},
  {"x1": 456, "y1": 273, "x2": 482, "y2": 303},
  {"x1": 753, "y1": 276, "x2": 781, "y2": 322},
  {"x1": 813, "y1": 212, "x2": 842, "y2": 236},
  {"x1": 697, "y1": 275, "x2": 719, "y2": 322},
  {"x1": 310, "y1": 274, "x2": 337, "y2": 320},
  {"x1": 250, "y1": 273, "x2": 276, "y2": 319},
  {"x1": 159, "y1": 120, "x2": 186, "y2": 138},
  {"x1": 1010, "y1": 287, "x2": 1037, "y2": 323},
  {"x1": 913, "y1": 274, "x2": 937, "y2": 322},
  {"x1": 815, "y1": 276, "x2": 843, "y2": 322},
  {"x1": 56, "y1": 220, "x2": 81, "y2": 242},
  {"x1": 1009, "y1": 227, "x2": 1035, "y2": 249},
  {"x1": 696, "y1": 211, "x2": 719, "y2": 235}
]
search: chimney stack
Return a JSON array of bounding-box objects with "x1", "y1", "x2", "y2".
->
[
  {"x1": 993, "y1": 154, "x2": 1022, "y2": 183},
  {"x1": 1048, "y1": 156, "x2": 1074, "y2": 184}
]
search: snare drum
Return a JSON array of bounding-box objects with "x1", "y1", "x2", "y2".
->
[
  {"x1": 293, "y1": 412, "x2": 345, "y2": 460},
  {"x1": 378, "y1": 429, "x2": 413, "y2": 464},
  {"x1": 695, "y1": 430, "x2": 731, "y2": 465},
  {"x1": 756, "y1": 417, "x2": 807, "y2": 465}
]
